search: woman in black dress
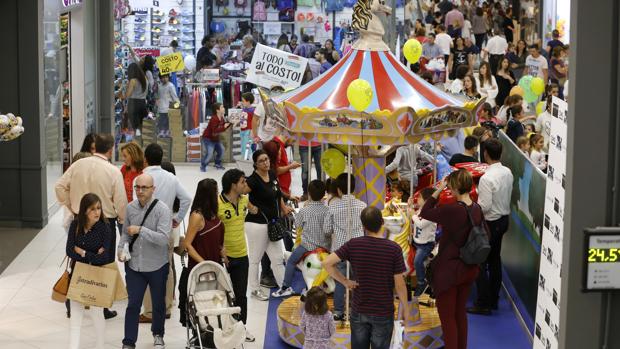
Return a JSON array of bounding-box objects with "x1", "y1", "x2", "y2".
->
[{"x1": 495, "y1": 56, "x2": 516, "y2": 107}]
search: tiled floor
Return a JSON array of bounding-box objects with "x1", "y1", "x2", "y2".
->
[{"x1": 0, "y1": 163, "x2": 308, "y2": 349}]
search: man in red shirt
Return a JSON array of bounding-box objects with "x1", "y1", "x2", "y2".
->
[
  {"x1": 201, "y1": 103, "x2": 231, "y2": 172},
  {"x1": 272, "y1": 135, "x2": 301, "y2": 198},
  {"x1": 323, "y1": 206, "x2": 408, "y2": 348}
]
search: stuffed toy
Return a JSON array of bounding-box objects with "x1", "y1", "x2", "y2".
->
[{"x1": 0, "y1": 113, "x2": 24, "y2": 142}]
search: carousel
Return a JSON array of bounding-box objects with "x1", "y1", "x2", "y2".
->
[{"x1": 260, "y1": 0, "x2": 485, "y2": 347}]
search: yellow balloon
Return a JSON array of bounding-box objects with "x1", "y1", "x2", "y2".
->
[
  {"x1": 531, "y1": 77, "x2": 545, "y2": 95},
  {"x1": 510, "y1": 85, "x2": 524, "y2": 97},
  {"x1": 321, "y1": 148, "x2": 346, "y2": 178},
  {"x1": 403, "y1": 39, "x2": 423, "y2": 64},
  {"x1": 347, "y1": 79, "x2": 373, "y2": 112},
  {"x1": 536, "y1": 101, "x2": 545, "y2": 115}
]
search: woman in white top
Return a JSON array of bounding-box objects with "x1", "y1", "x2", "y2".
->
[{"x1": 476, "y1": 61, "x2": 498, "y2": 107}]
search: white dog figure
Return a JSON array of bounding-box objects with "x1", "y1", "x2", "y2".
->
[{"x1": 297, "y1": 248, "x2": 336, "y2": 294}]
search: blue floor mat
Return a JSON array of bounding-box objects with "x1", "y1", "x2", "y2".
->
[{"x1": 264, "y1": 270, "x2": 531, "y2": 349}]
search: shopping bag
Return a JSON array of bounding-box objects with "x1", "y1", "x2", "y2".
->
[
  {"x1": 102, "y1": 262, "x2": 128, "y2": 301},
  {"x1": 51, "y1": 257, "x2": 71, "y2": 303},
  {"x1": 66, "y1": 262, "x2": 118, "y2": 308}
]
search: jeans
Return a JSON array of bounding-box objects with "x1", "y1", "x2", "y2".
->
[
  {"x1": 474, "y1": 33, "x2": 486, "y2": 51},
  {"x1": 413, "y1": 242, "x2": 435, "y2": 288},
  {"x1": 157, "y1": 112, "x2": 169, "y2": 133},
  {"x1": 475, "y1": 215, "x2": 509, "y2": 308},
  {"x1": 127, "y1": 98, "x2": 147, "y2": 131},
  {"x1": 349, "y1": 312, "x2": 394, "y2": 349},
  {"x1": 123, "y1": 263, "x2": 169, "y2": 346},
  {"x1": 239, "y1": 130, "x2": 251, "y2": 160},
  {"x1": 227, "y1": 256, "x2": 249, "y2": 323},
  {"x1": 282, "y1": 245, "x2": 308, "y2": 290},
  {"x1": 201, "y1": 138, "x2": 224, "y2": 169},
  {"x1": 333, "y1": 261, "x2": 352, "y2": 314},
  {"x1": 299, "y1": 145, "x2": 322, "y2": 194}
]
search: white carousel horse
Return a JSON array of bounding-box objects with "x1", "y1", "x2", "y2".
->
[{"x1": 351, "y1": 0, "x2": 393, "y2": 51}]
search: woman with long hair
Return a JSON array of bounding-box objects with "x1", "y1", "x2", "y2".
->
[
  {"x1": 508, "y1": 39, "x2": 528, "y2": 80},
  {"x1": 65, "y1": 193, "x2": 113, "y2": 349},
  {"x1": 80, "y1": 133, "x2": 96, "y2": 154},
  {"x1": 471, "y1": 7, "x2": 486, "y2": 50},
  {"x1": 323, "y1": 39, "x2": 341, "y2": 65},
  {"x1": 244, "y1": 150, "x2": 292, "y2": 301},
  {"x1": 120, "y1": 142, "x2": 145, "y2": 203},
  {"x1": 277, "y1": 34, "x2": 292, "y2": 53},
  {"x1": 476, "y1": 61, "x2": 498, "y2": 107},
  {"x1": 447, "y1": 36, "x2": 472, "y2": 81},
  {"x1": 420, "y1": 169, "x2": 482, "y2": 349},
  {"x1": 462, "y1": 74, "x2": 481, "y2": 100},
  {"x1": 289, "y1": 34, "x2": 299, "y2": 53},
  {"x1": 121, "y1": 62, "x2": 148, "y2": 136},
  {"x1": 495, "y1": 57, "x2": 516, "y2": 107}
]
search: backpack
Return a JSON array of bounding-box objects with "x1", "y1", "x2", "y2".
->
[
  {"x1": 253, "y1": 0, "x2": 267, "y2": 21},
  {"x1": 456, "y1": 202, "x2": 491, "y2": 265},
  {"x1": 277, "y1": 0, "x2": 294, "y2": 11}
]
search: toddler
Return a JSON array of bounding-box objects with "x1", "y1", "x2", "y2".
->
[
  {"x1": 516, "y1": 136, "x2": 530, "y2": 156},
  {"x1": 412, "y1": 187, "x2": 438, "y2": 296},
  {"x1": 300, "y1": 287, "x2": 335, "y2": 349},
  {"x1": 238, "y1": 92, "x2": 255, "y2": 160}
]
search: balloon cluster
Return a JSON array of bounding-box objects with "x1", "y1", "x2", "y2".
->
[
  {"x1": 0, "y1": 113, "x2": 24, "y2": 142},
  {"x1": 510, "y1": 75, "x2": 545, "y2": 103}
]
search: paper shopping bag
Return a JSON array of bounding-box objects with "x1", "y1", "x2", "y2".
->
[
  {"x1": 67, "y1": 262, "x2": 117, "y2": 308},
  {"x1": 102, "y1": 262, "x2": 128, "y2": 301}
]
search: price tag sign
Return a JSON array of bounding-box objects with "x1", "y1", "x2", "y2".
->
[
  {"x1": 583, "y1": 228, "x2": 620, "y2": 291},
  {"x1": 156, "y1": 52, "x2": 185, "y2": 74}
]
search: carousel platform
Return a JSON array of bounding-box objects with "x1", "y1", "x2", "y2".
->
[{"x1": 276, "y1": 295, "x2": 444, "y2": 348}]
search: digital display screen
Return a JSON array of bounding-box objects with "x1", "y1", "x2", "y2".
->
[
  {"x1": 588, "y1": 248, "x2": 620, "y2": 263},
  {"x1": 584, "y1": 229, "x2": 620, "y2": 291}
]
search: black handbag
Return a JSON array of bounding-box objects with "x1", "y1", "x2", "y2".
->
[{"x1": 260, "y1": 198, "x2": 287, "y2": 242}]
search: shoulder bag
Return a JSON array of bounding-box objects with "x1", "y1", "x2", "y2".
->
[
  {"x1": 51, "y1": 256, "x2": 72, "y2": 303},
  {"x1": 129, "y1": 199, "x2": 159, "y2": 252}
]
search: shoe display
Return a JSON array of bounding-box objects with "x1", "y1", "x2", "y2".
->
[
  {"x1": 260, "y1": 275, "x2": 278, "y2": 289},
  {"x1": 182, "y1": 27, "x2": 195, "y2": 33},
  {"x1": 245, "y1": 331, "x2": 256, "y2": 342},
  {"x1": 169, "y1": 18, "x2": 179, "y2": 25},
  {"x1": 180, "y1": 18, "x2": 194, "y2": 24},
  {"x1": 134, "y1": 28, "x2": 146, "y2": 34},
  {"x1": 272, "y1": 287, "x2": 295, "y2": 298},
  {"x1": 152, "y1": 9, "x2": 165, "y2": 17},
  {"x1": 134, "y1": 17, "x2": 145, "y2": 23},
  {"x1": 154, "y1": 335, "x2": 165, "y2": 349},
  {"x1": 169, "y1": 9, "x2": 178, "y2": 17},
  {"x1": 251, "y1": 289, "x2": 269, "y2": 301},
  {"x1": 152, "y1": 27, "x2": 162, "y2": 33}
]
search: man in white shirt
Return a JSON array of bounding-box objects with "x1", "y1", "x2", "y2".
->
[
  {"x1": 468, "y1": 138, "x2": 513, "y2": 315},
  {"x1": 483, "y1": 30, "x2": 508, "y2": 74},
  {"x1": 137, "y1": 143, "x2": 192, "y2": 322},
  {"x1": 385, "y1": 144, "x2": 434, "y2": 191},
  {"x1": 434, "y1": 25, "x2": 453, "y2": 62},
  {"x1": 524, "y1": 43, "x2": 549, "y2": 82}
]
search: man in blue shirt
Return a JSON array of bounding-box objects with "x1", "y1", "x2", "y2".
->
[
  {"x1": 422, "y1": 34, "x2": 444, "y2": 60},
  {"x1": 316, "y1": 48, "x2": 333, "y2": 74}
]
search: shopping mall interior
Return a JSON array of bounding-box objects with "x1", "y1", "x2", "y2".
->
[{"x1": 0, "y1": 0, "x2": 618, "y2": 348}]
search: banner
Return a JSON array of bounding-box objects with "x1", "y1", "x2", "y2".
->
[
  {"x1": 534, "y1": 97, "x2": 567, "y2": 349},
  {"x1": 134, "y1": 47, "x2": 161, "y2": 57},
  {"x1": 246, "y1": 44, "x2": 308, "y2": 90},
  {"x1": 156, "y1": 52, "x2": 185, "y2": 74}
]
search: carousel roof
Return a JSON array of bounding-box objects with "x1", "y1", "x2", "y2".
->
[{"x1": 276, "y1": 49, "x2": 465, "y2": 112}]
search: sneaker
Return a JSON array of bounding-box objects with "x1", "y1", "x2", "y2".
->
[
  {"x1": 245, "y1": 331, "x2": 256, "y2": 342},
  {"x1": 182, "y1": 27, "x2": 195, "y2": 33},
  {"x1": 215, "y1": 165, "x2": 225, "y2": 170},
  {"x1": 200, "y1": 167, "x2": 206, "y2": 172},
  {"x1": 413, "y1": 283, "x2": 426, "y2": 297},
  {"x1": 260, "y1": 275, "x2": 278, "y2": 289},
  {"x1": 251, "y1": 289, "x2": 269, "y2": 301},
  {"x1": 272, "y1": 287, "x2": 294, "y2": 298},
  {"x1": 466, "y1": 306, "x2": 492, "y2": 316},
  {"x1": 154, "y1": 335, "x2": 165, "y2": 348},
  {"x1": 333, "y1": 313, "x2": 345, "y2": 321},
  {"x1": 122, "y1": 345, "x2": 135, "y2": 349},
  {"x1": 152, "y1": 10, "x2": 165, "y2": 17},
  {"x1": 103, "y1": 308, "x2": 117, "y2": 320}
]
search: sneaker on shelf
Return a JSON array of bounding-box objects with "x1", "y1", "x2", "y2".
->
[
  {"x1": 134, "y1": 17, "x2": 145, "y2": 23},
  {"x1": 169, "y1": 9, "x2": 178, "y2": 17},
  {"x1": 153, "y1": 335, "x2": 165, "y2": 349},
  {"x1": 152, "y1": 27, "x2": 162, "y2": 33},
  {"x1": 168, "y1": 28, "x2": 180, "y2": 34},
  {"x1": 134, "y1": 28, "x2": 146, "y2": 34},
  {"x1": 272, "y1": 287, "x2": 295, "y2": 298},
  {"x1": 182, "y1": 27, "x2": 195, "y2": 33},
  {"x1": 251, "y1": 289, "x2": 269, "y2": 301},
  {"x1": 260, "y1": 275, "x2": 278, "y2": 289},
  {"x1": 152, "y1": 18, "x2": 164, "y2": 24},
  {"x1": 169, "y1": 18, "x2": 179, "y2": 25},
  {"x1": 180, "y1": 18, "x2": 194, "y2": 25},
  {"x1": 152, "y1": 10, "x2": 165, "y2": 17},
  {"x1": 245, "y1": 330, "x2": 256, "y2": 342},
  {"x1": 182, "y1": 44, "x2": 194, "y2": 50},
  {"x1": 180, "y1": 35, "x2": 193, "y2": 41}
]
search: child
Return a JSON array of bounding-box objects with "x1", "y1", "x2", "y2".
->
[
  {"x1": 239, "y1": 92, "x2": 255, "y2": 160},
  {"x1": 383, "y1": 179, "x2": 411, "y2": 216},
  {"x1": 325, "y1": 177, "x2": 340, "y2": 206},
  {"x1": 156, "y1": 73, "x2": 180, "y2": 137},
  {"x1": 529, "y1": 133, "x2": 548, "y2": 171},
  {"x1": 516, "y1": 136, "x2": 530, "y2": 156},
  {"x1": 272, "y1": 180, "x2": 330, "y2": 297},
  {"x1": 412, "y1": 187, "x2": 438, "y2": 297},
  {"x1": 201, "y1": 103, "x2": 231, "y2": 171},
  {"x1": 300, "y1": 286, "x2": 335, "y2": 349},
  {"x1": 505, "y1": 105, "x2": 536, "y2": 143}
]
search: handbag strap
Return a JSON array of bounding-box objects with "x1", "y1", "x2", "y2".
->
[{"x1": 129, "y1": 199, "x2": 159, "y2": 252}]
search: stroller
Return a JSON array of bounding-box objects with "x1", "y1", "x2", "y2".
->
[{"x1": 185, "y1": 261, "x2": 246, "y2": 349}]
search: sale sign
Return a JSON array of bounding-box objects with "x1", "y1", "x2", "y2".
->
[
  {"x1": 156, "y1": 52, "x2": 185, "y2": 74},
  {"x1": 134, "y1": 47, "x2": 161, "y2": 57},
  {"x1": 246, "y1": 44, "x2": 308, "y2": 90}
]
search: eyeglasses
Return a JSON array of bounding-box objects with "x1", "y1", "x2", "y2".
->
[
  {"x1": 257, "y1": 158, "x2": 270, "y2": 163},
  {"x1": 134, "y1": 185, "x2": 154, "y2": 192}
]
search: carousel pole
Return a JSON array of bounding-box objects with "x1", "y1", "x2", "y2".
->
[
  {"x1": 308, "y1": 140, "x2": 312, "y2": 187},
  {"x1": 432, "y1": 140, "x2": 438, "y2": 185},
  {"x1": 345, "y1": 143, "x2": 352, "y2": 323}
]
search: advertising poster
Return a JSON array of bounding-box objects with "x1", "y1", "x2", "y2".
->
[
  {"x1": 246, "y1": 44, "x2": 308, "y2": 90},
  {"x1": 534, "y1": 97, "x2": 568, "y2": 349}
]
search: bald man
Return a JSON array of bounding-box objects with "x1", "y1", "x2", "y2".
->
[{"x1": 118, "y1": 174, "x2": 172, "y2": 349}]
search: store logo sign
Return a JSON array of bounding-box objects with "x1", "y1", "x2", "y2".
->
[{"x1": 62, "y1": 0, "x2": 83, "y2": 8}]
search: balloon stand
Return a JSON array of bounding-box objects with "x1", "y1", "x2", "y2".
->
[
  {"x1": 352, "y1": 156, "x2": 386, "y2": 210},
  {"x1": 277, "y1": 296, "x2": 444, "y2": 349}
]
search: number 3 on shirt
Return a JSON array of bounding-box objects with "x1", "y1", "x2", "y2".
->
[{"x1": 224, "y1": 210, "x2": 232, "y2": 219}]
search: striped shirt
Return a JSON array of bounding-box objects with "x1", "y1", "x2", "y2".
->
[
  {"x1": 295, "y1": 201, "x2": 330, "y2": 251},
  {"x1": 323, "y1": 195, "x2": 367, "y2": 252},
  {"x1": 218, "y1": 194, "x2": 249, "y2": 258},
  {"x1": 336, "y1": 236, "x2": 406, "y2": 317}
]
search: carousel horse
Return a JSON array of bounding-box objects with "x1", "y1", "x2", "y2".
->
[
  {"x1": 384, "y1": 213, "x2": 415, "y2": 276},
  {"x1": 0, "y1": 113, "x2": 24, "y2": 142},
  {"x1": 351, "y1": 0, "x2": 392, "y2": 51},
  {"x1": 297, "y1": 248, "x2": 336, "y2": 294}
]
